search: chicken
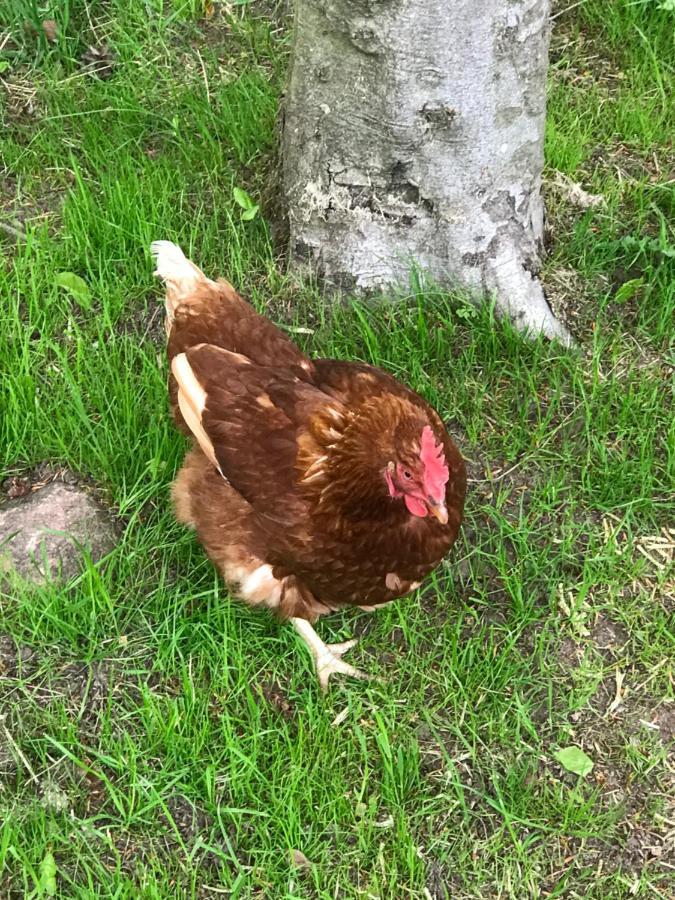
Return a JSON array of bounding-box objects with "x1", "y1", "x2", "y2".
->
[{"x1": 152, "y1": 241, "x2": 466, "y2": 689}]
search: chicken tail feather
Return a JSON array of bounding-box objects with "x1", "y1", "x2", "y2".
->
[{"x1": 151, "y1": 240, "x2": 213, "y2": 330}]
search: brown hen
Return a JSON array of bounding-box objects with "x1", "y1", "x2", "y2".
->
[{"x1": 152, "y1": 241, "x2": 466, "y2": 689}]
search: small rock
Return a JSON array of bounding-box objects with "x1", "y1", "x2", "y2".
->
[
  {"x1": 0, "y1": 483, "x2": 116, "y2": 584},
  {"x1": 19, "y1": 644, "x2": 35, "y2": 663},
  {"x1": 290, "y1": 849, "x2": 312, "y2": 869},
  {"x1": 41, "y1": 19, "x2": 58, "y2": 43}
]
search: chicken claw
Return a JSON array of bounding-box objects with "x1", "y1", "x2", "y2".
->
[{"x1": 291, "y1": 618, "x2": 368, "y2": 692}]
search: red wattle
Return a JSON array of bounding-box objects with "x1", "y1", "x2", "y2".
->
[{"x1": 404, "y1": 495, "x2": 427, "y2": 517}]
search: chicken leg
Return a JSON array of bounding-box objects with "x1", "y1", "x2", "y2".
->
[{"x1": 291, "y1": 618, "x2": 368, "y2": 692}]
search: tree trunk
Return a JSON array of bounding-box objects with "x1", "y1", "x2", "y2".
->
[{"x1": 282, "y1": 0, "x2": 572, "y2": 345}]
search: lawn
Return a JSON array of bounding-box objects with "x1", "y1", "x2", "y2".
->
[{"x1": 0, "y1": 1, "x2": 673, "y2": 897}]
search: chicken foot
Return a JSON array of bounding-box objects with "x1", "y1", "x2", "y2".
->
[{"x1": 291, "y1": 618, "x2": 368, "y2": 692}]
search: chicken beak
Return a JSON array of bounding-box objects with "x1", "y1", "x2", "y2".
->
[{"x1": 427, "y1": 497, "x2": 449, "y2": 525}]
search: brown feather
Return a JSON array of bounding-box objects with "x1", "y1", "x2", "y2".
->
[{"x1": 161, "y1": 252, "x2": 466, "y2": 623}]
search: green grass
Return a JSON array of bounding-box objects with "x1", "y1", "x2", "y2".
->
[
  {"x1": 545, "y1": 0, "x2": 675, "y2": 345},
  {"x1": 1, "y1": 1, "x2": 673, "y2": 897}
]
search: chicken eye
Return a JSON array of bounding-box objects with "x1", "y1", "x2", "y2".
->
[{"x1": 402, "y1": 470, "x2": 412, "y2": 480}]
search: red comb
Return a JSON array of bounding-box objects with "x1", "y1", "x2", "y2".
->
[{"x1": 420, "y1": 426, "x2": 449, "y2": 502}]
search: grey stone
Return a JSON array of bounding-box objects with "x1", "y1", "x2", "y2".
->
[{"x1": 0, "y1": 483, "x2": 116, "y2": 584}]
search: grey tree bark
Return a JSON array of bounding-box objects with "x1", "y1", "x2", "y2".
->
[{"x1": 282, "y1": 0, "x2": 572, "y2": 345}]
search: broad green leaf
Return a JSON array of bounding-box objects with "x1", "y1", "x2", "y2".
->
[
  {"x1": 39, "y1": 851, "x2": 57, "y2": 896},
  {"x1": 455, "y1": 303, "x2": 478, "y2": 320},
  {"x1": 241, "y1": 204, "x2": 259, "y2": 221},
  {"x1": 233, "y1": 186, "x2": 253, "y2": 210},
  {"x1": 614, "y1": 277, "x2": 643, "y2": 305},
  {"x1": 554, "y1": 746, "x2": 594, "y2": 777},
  {"x1": 55, "y1": 272, "x2": 92, "y2": 310}
]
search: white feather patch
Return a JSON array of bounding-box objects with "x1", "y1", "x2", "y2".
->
[
  {"x1": 229, "y1": 562, "x2": 283, "y2": 608},
  {"x1": 171, "y1": 353, "x2": 221, "y2": 472},
  {"x1": 150, "y1": 241, "x2": 193, "y2": 279},
  {"x1": 151, "y1": 240, "x2": 214, "y2": 322},
  {"x1": 151, "y1": 241, "x2": 197, "y2": 281},
  {"x1": 241, "y1": 564, "x2": 274, "y2": 596}
]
